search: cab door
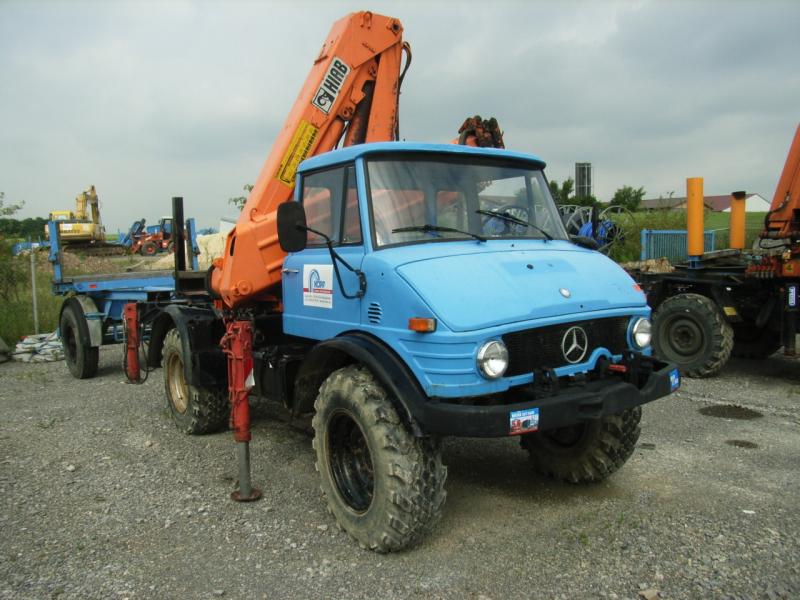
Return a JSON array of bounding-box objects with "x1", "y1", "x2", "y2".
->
[{"x1": 282, "y1": 164, "x2": 365, "y2": 340}]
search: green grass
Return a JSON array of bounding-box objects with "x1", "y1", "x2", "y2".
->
[{"x1": 0, "y1": 259, "x2": 62, "y2": 344}]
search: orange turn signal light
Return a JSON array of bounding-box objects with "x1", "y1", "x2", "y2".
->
[{"x1": 408, "y1": 318, "x2": 437, "y2": 333}]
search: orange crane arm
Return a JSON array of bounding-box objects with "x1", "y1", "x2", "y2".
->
[
  {"x1": 764, "y1": 124, "x2": 800, "y2": 240},
  {"x1": 212, "y1": 11, "x2": 406, "y2": 308}
]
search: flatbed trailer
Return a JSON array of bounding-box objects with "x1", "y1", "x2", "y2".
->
[{"x1": 49, "y1": 200, "x2": 202, "y2": 379}]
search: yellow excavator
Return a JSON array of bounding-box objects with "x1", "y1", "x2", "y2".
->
[{"x1": 45, "y1": 185, "x2": 106, "y2": 244}]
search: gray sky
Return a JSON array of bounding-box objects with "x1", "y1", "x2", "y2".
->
[{"x1": 1, "y1": 0, "x2": 798, "y2": 231}]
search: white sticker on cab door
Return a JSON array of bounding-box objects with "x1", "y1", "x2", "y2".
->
[{"x1": 302, "y1": 264, "x2": 333, "y2": 309}]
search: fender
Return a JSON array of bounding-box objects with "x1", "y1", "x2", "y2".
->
[
  {"x1": 293, "y1": 332, "x2": 428, "y2": 437},
  {"x1": 60, "y1": 296, "x2": 102, "y2": 348},
  {"x1": 157, "y1": 304, "x2": 227, "y2": 389}
]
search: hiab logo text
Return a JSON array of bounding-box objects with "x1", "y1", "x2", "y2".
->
[{"x1": 303, "y1": 264, "x2": 334, "y2": 309}]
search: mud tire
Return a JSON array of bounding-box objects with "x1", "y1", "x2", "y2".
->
[
  {"x1": 312, "y1": 365, "x2": 447, "y2": 553},
  {"x1": 521, "y1": 407, "x2": 642, "y2": 483},
  {"x1": 60, "y1": 303, "x2": 99, "y2": 379},
  {"x1": 140, "y1": 241, "x2": 158, "y2": 256},
  {"x1": 162, "y1": 329, "x2": 228, "y2": 434},
  {"x1": 652, "y1": 293, "x2": 733, "y2": 378}
]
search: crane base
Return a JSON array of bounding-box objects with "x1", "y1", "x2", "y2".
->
[{"x1": 231, "y1": 488, "x2": 263, "y2": 503}]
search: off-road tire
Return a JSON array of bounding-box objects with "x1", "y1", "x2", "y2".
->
[
  {"x1": 312, "y1": 365, "x2": 447, "y2": 553},
  {"x1": 162, "y1": 329, "x2": 228, "y2": 434},
  {"x1": 731, "y1": 323, "x2": 781, "y2": 359},
  {"x1": 60, "y1": 303, "x2": 99, "y2": 379},
  {"x1": 520, "y1": 407, "x2": 642, "y2": 483},
  {"x1": 652, "y1": 293, "x2": 733, "y2": 377},
  {"x1": 140, "y1": 241, "x2": 158, "y2": 256}
]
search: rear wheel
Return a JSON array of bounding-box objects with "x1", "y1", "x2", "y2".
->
[
  {"x1": 521, "y1": 408, "x2": 641, "y2": 483},
  {"x1": 140, "y1": 241, "x2": 158, "y2": 256},
  {"x1": 162, "y1": 329, "x2": 228, "y2": 434},
  {"x1": 312, "y1": 365, "x2": 447, "y2": 553},
  {"x1": 731, "y1": 323, "x2": 781, "y2": 359},
  {"x1": 652, "y1": 293, "x2": 733, "y2": 377},
  {"x1": 60, "y1": 303, "x2": 99, "y2": 379}
]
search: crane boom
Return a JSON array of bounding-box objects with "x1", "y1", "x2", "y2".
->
[
  {"x1": 212, "y1": 11, "x2": 406, "y2": 308},
  {"x1": 763, "y1": 124, "x2": 800, "y2": 240}
]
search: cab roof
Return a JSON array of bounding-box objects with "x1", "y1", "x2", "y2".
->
[{"x1": 297, "y1": 142, "x2": 546, "y2": 173}]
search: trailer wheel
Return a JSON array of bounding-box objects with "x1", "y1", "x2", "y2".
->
[
  {"x1": 140, "y1": 241, "x2": 158, "y2": 256},
  {"x1": 652, "y1": 293, "x2": 733, "y2": 377},
  {"x1": 60, "y1": 304, "x2": 99, "y2": 379},
  {"x1": 162, "y1": 329, "x2": 228, "y2": 434},
  {"x1": 312, "y1": 365, "x2": 447, "y2": 553},
  {"x1": 731, "y1": 323, "x2": 781, "y2": 359},
  {"x1": 521, "y1": 407, "x2": 641, "y2": 483}
]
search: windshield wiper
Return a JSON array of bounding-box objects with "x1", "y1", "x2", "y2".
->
[
  {"x1": 392, "y1": 224, "x2": 487, "y2": 243},
  {"x1": 476, "y1": 209, "x2": 553, "y2": 241}
]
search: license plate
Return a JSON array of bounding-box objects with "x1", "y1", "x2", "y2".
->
[{"x1": 509, "y1": 407, "x2": 539, "y2": 435}]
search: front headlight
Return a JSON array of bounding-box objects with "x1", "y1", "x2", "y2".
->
[
  {"x1": 632, "y1": 317, "x2": 652, "y2": 349},
  {"x1": 477, "y1": 340, "x2": 508, "y2": 379}
]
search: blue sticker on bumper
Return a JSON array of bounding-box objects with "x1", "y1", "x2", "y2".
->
[
  {"x1": 510, "y1": 407, "x2": 539, "y2": 435},
  {"x1": 669, "y1": 368, "x2": 680, "y2": 391}
]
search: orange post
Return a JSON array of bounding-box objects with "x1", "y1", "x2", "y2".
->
[
  {"x1": 687, "y1": 177, "x2": 705, "y2": 257},
  {"x1": 729, "y1": 191, "x2": 747, "y2": 250}
]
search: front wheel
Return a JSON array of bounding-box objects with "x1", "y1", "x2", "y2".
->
[
  {"x1": 521, "y1": 407, "x2": 642, "y2": 483},
  {"x1": 652, "y1": 293, "x2": 733, "y2": 377},
  {"x1": 162, "y1": 329, "x2": 229, "y2": 434},
  {"x1": 312, "y1": 365, "x2": 447, "y2": 553}
]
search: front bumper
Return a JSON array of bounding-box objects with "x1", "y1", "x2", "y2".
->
[{"x1": 411, "y1": 356, "x2": 679, "y2": 438}]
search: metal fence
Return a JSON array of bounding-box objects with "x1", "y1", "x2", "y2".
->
[{"x1": 640, "y1": 229, "x2": 716, "y2": 262}]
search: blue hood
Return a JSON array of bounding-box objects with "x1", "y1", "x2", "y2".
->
[{"x1": 393, "y1": 243, "x2": 645, "y2": 332}]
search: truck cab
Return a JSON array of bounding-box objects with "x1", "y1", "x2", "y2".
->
[{"x1": 279, "y1": 143, "x2": 677, "y2": 436}]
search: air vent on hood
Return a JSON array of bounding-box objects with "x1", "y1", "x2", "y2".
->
[{"x1": 367, "y1": 302, "x2": 383, "y2": 325}]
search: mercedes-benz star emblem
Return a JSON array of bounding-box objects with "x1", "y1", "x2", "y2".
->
[
  {"x1": 559, "y1": 288, "x2": 571, "y2": 298},
  {"x1": 561, "y1": 326, "x2": 589, "y2": 364}
]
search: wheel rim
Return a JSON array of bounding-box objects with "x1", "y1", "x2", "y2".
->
[
  {"x1": 166, "y1": 352, "x2": 189, "y2": 414},
  {"x1": 662, "y1": 315, "x2": 705, "y2": 359},
  {"x1": 327, "y1": 410, "x2": 374, "y2": 513}
]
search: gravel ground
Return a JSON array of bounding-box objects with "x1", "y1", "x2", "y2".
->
[{"x1": 1, "y1": 346, "x2": 799, "y2": 599}]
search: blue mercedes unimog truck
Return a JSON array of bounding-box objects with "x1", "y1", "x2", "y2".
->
[
  {"x1": 116, "y1": 142, "x2": 679, "y2": 553},
  {"x1": 262, "y1": 142, "x2": 678, "y2": 549}
]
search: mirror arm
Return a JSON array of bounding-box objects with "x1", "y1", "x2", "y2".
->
[{"x1": 302, "y1": 225, "x2": 367, "y2": 299}]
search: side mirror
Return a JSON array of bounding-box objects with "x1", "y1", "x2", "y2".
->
[
  {"x1": 570, "y1": 235, "x2": 600, "y2": 250},
  {"x1": 277, "y1": 202, "x2": 308, "y2": 253}
]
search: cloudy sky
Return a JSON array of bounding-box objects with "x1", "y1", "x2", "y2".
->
[{"x1": 1, "y1": 0, "x2": 798, "y2": 231}]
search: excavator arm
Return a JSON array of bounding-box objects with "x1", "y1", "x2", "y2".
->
[{"x1": 211, "y1": 11, "x2": 407, "y2": 308}]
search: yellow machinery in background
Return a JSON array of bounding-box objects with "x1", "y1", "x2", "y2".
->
[{"x1": 45, "y1": 185, "x2": 106, "y2": 244}]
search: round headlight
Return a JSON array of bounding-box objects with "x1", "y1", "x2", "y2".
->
[
  {"x1": 477, "y1": 340, "x2": 509, "y2": 379},
  {"x1": 632, "y1": 317, "x2": 652, "y2": 349}
]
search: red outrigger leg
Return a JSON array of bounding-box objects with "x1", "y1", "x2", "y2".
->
[
  {"x1": 123, "y1": 302, "x2": 140, "y2": 383},
  {"x1": 221, "y1": 319, "x2": 262, "y2": 502}
]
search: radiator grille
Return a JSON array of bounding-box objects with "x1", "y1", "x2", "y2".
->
[{"x1": 503, "y1": 317, "x2": 630, "y2": 376}]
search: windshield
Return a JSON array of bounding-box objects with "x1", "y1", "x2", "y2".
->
[{"x1": 366, "y1": 156, "x2": 568, "y2": 248}]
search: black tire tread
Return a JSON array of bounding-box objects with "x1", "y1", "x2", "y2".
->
[
  {"x1": 60, "y1": 304, "x2": 99, "y2": 379},
  {"x1": 312, "y1": 365, "x2": 446, "y2": 553},
  {"x1": 653, "y1": 293, "x2": 733, "y2": 378},
  {"x1": 521, "y1": 407, "x2": 641, "y2": 484},
  {"x1": 162, "y1": 329, "x2": 228, "y2": 435}
]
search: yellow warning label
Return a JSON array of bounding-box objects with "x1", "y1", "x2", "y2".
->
[
  {"x1": 723, "y1": 306, "x2": 738, "y2": 316},
  {"x1": 276, "y1": 120, "x2": 319, "y2": 187}
]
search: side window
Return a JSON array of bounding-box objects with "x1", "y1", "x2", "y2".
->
[
  {"x1": 342, "y1": 166, "x2": 362, "y2": 244},
  {"x1": 301, "y1": 164, "x2": 362, "y2": 247}
]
